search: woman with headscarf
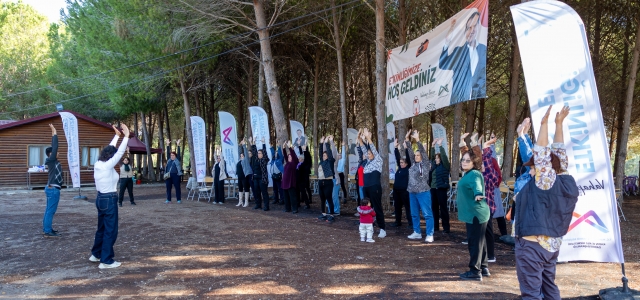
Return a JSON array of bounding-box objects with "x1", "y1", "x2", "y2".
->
[
  {"x1": 89, "y1": 124, "x2": 130, "y2": 269},
  {"x1": 296, "y1": 141, "x2": 312, "y2": 209},
  {"x1": 212, "y1": 154, "x2": 227, "y2": 204},
  {"x1": 282, "y1": 141, "x2": 299, "y2": 213}
]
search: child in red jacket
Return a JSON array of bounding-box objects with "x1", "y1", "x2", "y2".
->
[{"x1": 358, "y1": 198, "x2": 376, "y2": 243}]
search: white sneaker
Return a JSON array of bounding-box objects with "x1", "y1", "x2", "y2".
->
[
  {"x1": 354, "y1": 212, "x2": 360, "y2": 217},
  {"x1": 89, "y1": 255, "x2": 100, "y2": 263},
  {"x1": 366, "y1": 239, "x2": 375, "y2": 243},
  {"x1": 425, "y1": 235, "x2": 434, "y2": 243},
  {"x1": 361, "y1": 238, "x2": 365, "y2": 242},
  {"x1": 378, "y1": 229, "x2": 386, "y2": 238},
  {"x1": 407, "y1": 232, "x2": 422, "y2": 239},
  {"x1": 98, "y1": 261, "x2": 121, "y2": 269},
  {"x1": 488, "y1": 257, "x2": 497, "y2": 263}
]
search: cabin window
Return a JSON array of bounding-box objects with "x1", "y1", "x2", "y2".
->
[
  {"x1": 81, "y1": 147, "x2": 101, "y2": 166},
  {"x1": 27, "y1": 145, "x2": 49, "y2": 166}
]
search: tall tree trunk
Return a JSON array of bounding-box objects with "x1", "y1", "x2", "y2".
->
[
  {"x1": 194, "y1": 90, "x2": 202, "y2": 117},
  {"x1": 478, "y1": 99, "x2": 485, "y2": 136},
  {"x1": 375, "y1": 0, "x2": 390, "y2": 211},
  {"x1": 134, "y1": 112, "x2": 142, "y2": 175},
  {"x1": 179, "y1": 71, "x2": 196, "y2": 179},
  {"x1": 613, "y1": 16, "x2": 631, "y2": 176},
  {"x1": 464, "y1": 100, "x2": 476, "y2": 135},
  {"x1": 248, "y1": 57, "x2": 255, "y2": 110},
  {"x1": 331, "y1": 0, "x2": 349, "y2": 181},
  {"x1": 158, "y1": 109, "x2": 165, "y2": 180},
  {"x1": 141, "y1": 112, "x2": 156, "y2": 181},
  {"x1": 313, "y1": 49, "x2": 320, "y2": 176},
  {"x1": 502, "y1": 27, "x2": 522, "y2": 180},
  {"x1": 366, "y1": 43, "x2": 378, "y2": 138},
  {"x1": 258, "y1": 52, "x2": 264, "y2": 108},
  {"x1": 451, "y1": 104, "x2": 463, "y2": 181},
  {"x1": 396, "y1": 0, "x2": 409, "y2": 141},
  {"x1": 253, "y1": 0, "x2": 288, "y2": 144},
  {"x1": 164, "y1": 102, "x2": 172, "y2": 142},
  {"x1": 614, "y1": 20, "x2": 640, "y2": 192}
]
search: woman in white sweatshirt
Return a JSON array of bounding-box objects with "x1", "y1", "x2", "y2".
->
[{"x1": 89, "y1": 124, "x2": 130, "y2": 269}]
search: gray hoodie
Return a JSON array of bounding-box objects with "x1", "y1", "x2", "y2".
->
[{"x1": 405, "y1": 141, "x2": 431, "y2": 194}]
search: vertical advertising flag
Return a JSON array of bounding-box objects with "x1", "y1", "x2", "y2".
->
[
  {"x1": 430, "y1": 123, "x2": 450, "y2": 158},
  {"x1": 290, "y1": 120, "x2": 306, "y2": 156},
  {"x1": 386, "y1": 122, "x2": 397, "y2": 178},
  {"x1": 219, "y1": 112, "x2": 238, "y2": 178},
  {"x1": 249, "y1": 106, "x2": 273, "y2": 186},
  {"x1": 386, "y1": 0, "x2": 489, "y2": 121},
  {"x1": 190, "y1": 116, "x2": 207, "y2": 183},
  {"x1": 347, "y1": 128, "x2": 359, "y2": 175},
  {"x1": 59, "y1": 112, "x2": 80, "y2": 188},
  {"x1": 511, "y1": 0, "x2": 623, "y2": 263}
]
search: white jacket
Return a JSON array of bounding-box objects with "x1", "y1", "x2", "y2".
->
[
  {"x1": 94, "y1": 135, "x2": 129, "y2": 193},
  {"x1": 213, "y1": 158, "x2": 227, "y2": 181}
]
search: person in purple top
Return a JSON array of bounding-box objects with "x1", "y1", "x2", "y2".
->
[{"x1": 281, "y1": 141, "x2": 299, "y2": 213}]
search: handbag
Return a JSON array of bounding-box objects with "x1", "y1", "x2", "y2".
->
[
  {"x1": 164, "y1": 172, "x2": 171, "y2": 180},
  {"x1": 272, "y1": 172, "x2": 282, "y2": 180}
]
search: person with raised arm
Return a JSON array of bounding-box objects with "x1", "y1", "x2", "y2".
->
[
  {"x1": 236, "y1": 138, "x2": 252, "y2": 207},
  {"x1": 296, "y1": 140, "x2": 312, "y2": 209},
  {"x1": 89, "y1": 124, "x2": 130, "y2": 269},
  {"x1": 212, "y1": 153, "x2": 227, "y2": 204},
  {"x1": 42, "y1": 124, "x2": 63, "y2": 237},
  {"x1": 317, "y1": 136, "x2": 338, "y2": 222},
  {"x1": 390, "y1": 132, "x2": 412, "y2": 228},
  {"x1": 359, "y1": 128, "x2": 386, "y2": 238},
  {"x1": 269, "y1": 145, "x2": 284, "y2": 205},
  {"x1": 282, "y1": 141, "x2": 299, "y2": 213},
  {"x1": 430, "y1": 137, "x2": 451, "y2": 233},
  {"x1": 405, "y1": 130, "x2": 434, "y2": 242},
  {"x1": 250, "y1": 136, "x2": 270, "y2": 211},
  {"x1": 515, "y1": 106, "x2": 579, "y2": 299}
]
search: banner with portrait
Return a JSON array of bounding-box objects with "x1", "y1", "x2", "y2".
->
[
  {"x1": 190, "y1": 116, "x2": 207, "y2": 183},
  {"x1": 430, "y1": 123, "x2": 450, "y2": 158},
  {"x1": 59, "y1": 112, "x2": 80, "y2": 188},
  {"x1": 219, "y1": 111, "x2": 238, "y2": 178},
  {"x1": 290, "y1": 120, "x2": 306, "y2": 156},
  {"x1": 249, "y1": 106, "x2": 273, "y2": 186},
  {"x1": 385, "y1": 0, "x2": 489, "y2": 121},
  {"x1": 386, "y1": 122, "x2": 397, "y2": 178},
  {"x1": 347, "y1": 128, "x2": 359, "y2": 175},
  {"x1": 512, "y1": 0, "x2": 623, "y2": 263}
]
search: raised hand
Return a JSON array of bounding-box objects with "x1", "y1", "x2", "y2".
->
[
  {"x1": 460, "y1": 132, "x2": 469, "y2": 143},
  {"x1": 165, "y1": 138, "x2": 171, "y2": 145},
  {"x1": 241, "y1": 138, "x2": 246, "y2": 146},
  {"x1": 483, "y1": 135, "x2": 497, "y2": 149},
  {"x1": 176, "y1": 139, "x2": 182, "y2": 144},
  {"x1": 261, "y1": 136, "x2": 266, "y2": 144},
  {"x1": 394, "y1": 138, "x2": 399, "y2": 148},
  {"x1": 432, "y1": 138, "x2": 437, "y2": 147},
  {"x1": 555, "y1": 105, "x2": 570, "y2": 124},
  {"x1": 411, "y1": 130, "x2": 419, "y2": 142},
  {"x1": 49, "y1": 124, "x2": 57, "y2": 136},
  {"x1": 541, "y1": 105, "x2": 553, "y2": 125},
  {"x1": 121, "y1": 124, "x2": 130, "y2": 138},
  {"x1": 447, "y1": 18, "x2": 457, "y2": 38},
  {"x1": 405, "y1": 130, "x2": 411, "y2": 141},
  {"x1": 113, "y1": 125, "x2": 122, "y2": 137},
  {"x1": 320, "y1": 136, "x2": 325, "y2": 143}
]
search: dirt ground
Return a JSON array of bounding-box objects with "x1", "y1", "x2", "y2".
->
[{"x1": 1, "y1": 183, "x2": 639, "y2": 299}]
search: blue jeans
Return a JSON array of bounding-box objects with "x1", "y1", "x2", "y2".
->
[
  {"x1": 329, "y1": 178, "x2": 340, "y2": 214},
  {"x1": 359, "y1": 187, "x2": 364, "y2": 199},
  {"x1": 165, "y1": 173, "x2": 181, "y2": 201},
  {"x1": 43, "y1": 187, "x2": 61, "y2": 233},
  {"x1": 91, "y1": 192, "x2": 119, "y2": 264},
  {"x1": 410, "y1": 191, "x2": 434, "y2": 236}
]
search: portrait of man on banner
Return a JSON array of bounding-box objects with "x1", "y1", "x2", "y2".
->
[{"x1": 439, "y1": 9, "x2": 487, "y2": 105}]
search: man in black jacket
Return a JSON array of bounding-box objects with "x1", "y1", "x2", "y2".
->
[
  {"x1": 43, "y1": 124, "x2": 63, "y2": 237},
  {"x1": 296, "y1": 144, "x2": 312, "y2": 209}
]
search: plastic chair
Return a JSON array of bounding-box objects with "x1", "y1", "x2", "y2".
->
[
  {"x1": 623, "y1": 176, "x2": 638, "y2": 196},
  {"x1": 197, "y1": 177, "x2": 214, "y2": 202},
  {"x1": 447, "y1": 181, "x2": 458, "y2": 212},
  {"x1": 499, "y1": 183, "x2": 512, "y2": 216},
  {"x1": 186, "y1": 177, "x2": 198, "y2": 201}
]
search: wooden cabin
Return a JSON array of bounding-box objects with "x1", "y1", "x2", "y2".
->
[{"x1": 0, "y1": 111, "x2": 121, "y2": 189}]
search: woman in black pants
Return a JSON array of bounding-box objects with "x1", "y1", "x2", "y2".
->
[
  {"x1": 317, "y1": 135, "x2": 337, "y2": 222},
  {"x1": 250, "y1": 137, "x2": 270, "y2": 211},
  {"x1": 236, "y1": 139, "x2": 252, "y2": 207},
  {"x1": 296, "y1": 142, "x2": 312, "y2": 209},
  {"x1": 212, "y1": 155, "x2": 227, "y2": 204},
  {"x1": 430, "y1": 138, "x2": 451, "y2": 233},
  {"x1": 390, "y1": 133, "x2": 411, "y2": 227},
  {"x1": 282, "y1": 141, "x2": 299, "y2": 213},
  {"x1": 118, "y1": 157, "x2": 136, "y2": 207},
  {"x1": 358, "y1": 128, "x2": 386, "y2": 238}
]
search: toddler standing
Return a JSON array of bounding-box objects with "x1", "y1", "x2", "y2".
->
[{"x1": 358, "y1": 198, "x2": 376, "y2": 243}]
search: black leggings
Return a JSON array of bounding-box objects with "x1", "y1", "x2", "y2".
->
[
  {"x1": 338, "y1": 173, "x2": 348, "y2": 201},
  {"x1": 237, "y1": 175, "x2": 250, "y2": 192},
  {"x1": 118, "y1": 178, "x2": 134, "y2": 203},
  {"x1": 318, "y1": 179, "x2": 334, "y2": 214},
  {"x1": 431, "y1": 187, "x2": 450, "y2": 231},
  {"x1": 392, "y1": 188, "x2": 411, "y2": 225},
  {"x1": 364, "y1": 184, "x2": 385, "y2": 230},
  {"x1": 284, "y1": 188, "x2": 298, "y2": 212}
]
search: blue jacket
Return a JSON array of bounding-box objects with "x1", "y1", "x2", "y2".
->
[
  {"x1": 438, "y1": 43, "x2": 487, "y2": 105},
  {"x1": 270, "y1": 147, "x2": 284, "y2": 173}
]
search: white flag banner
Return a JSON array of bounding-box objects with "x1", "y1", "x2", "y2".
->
[
  {"x1": 385, "y1": 0, "x2": 489, "y2": 121},
  {"x1": 430, "y1": 123, "x2": 450, "y2": 158},
  {"x1": 249, "y1": 106, "x2": 273, "y2": 186},
  {"x1": 386, "y1": 122, "x2": 397, "y2": 179},
  {"x1": 219, "y1": 112, "x2": 238, "y2": 178},
  {"x1": 290, "y1": 120, "x2": 306, "y2": 156},
  {"x1": 347, "y1": 128, "x2": 359, "y2": 175},
  {"x1": 190, "y1": 116, "x2": 207, "y2": 183},
  {"x1": 511, "y1": 0, "x2": 623, "y2": 263},
  {"x1": 59, "y1": 112, "x2": 80, "y2": 188}
]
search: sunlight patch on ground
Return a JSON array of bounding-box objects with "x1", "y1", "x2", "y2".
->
[
  {"x1": 207, "y1": 281, "x2": 299, "y2": 295},
  {"x1": 148, "y1": 254, "x2": 230, "y2": 263},
  {"x1": 162, "y1": 267, "x2": 265, "y2": 277},
  {"x1": 321, "y1": 284, "x2": 384, "y2": 294},
  {"x1": 385, "y1": 270, "x2": 410, "y2": 275},
  {"x1": 176, "y1": 243, "x2": 298, "y2": 252},
  {"x1": 142, "y1": 289, "x2": 195, "y2": 297},
  {"x1": 328, "y1": 264, "x2": 376, "y2": 271}
]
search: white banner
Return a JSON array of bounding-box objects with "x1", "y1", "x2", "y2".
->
[
  {"x1": 430, "y1": 123, "x2": 450, "y2": 158},
  {"x1": 385, "y1": 0, "x2": 489, "y2": 121},
  {"x1": 290, "y1": 120, "x2": 306, "y2": 156},
  {"x1": 249, "y1": 106, "x2": 273, "y2": 186},
  {"x1": 511, "y1": 0, "x2": 623, "y2": 263},
  {"x1": 59, "y1": 112, "x2": 80, "y2": 188},
  {"x1": 190, "y1": 116, "x2": 207, "y2": 183},
  {"x1": 347, "y1": 128, "x2": 359, "y2": 175},
  {"x1": 219, "y1": 112, "x2": 238, "y2": 178},
  {"x1": 386, "y1": 122, "x2": 397, "y2": 179}
]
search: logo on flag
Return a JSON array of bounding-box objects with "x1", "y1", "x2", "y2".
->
[
  {"x1": 223, "y1": 127, "x2": 234, "y2": 146},
  {"x1": 568, "y1": 211, "x2": 609, "y2": 234}
]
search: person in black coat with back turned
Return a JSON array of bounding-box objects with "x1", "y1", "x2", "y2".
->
[
  {"x1": 296, "y1": 141, "x2": 312, "y2": 209},
  {"x1": 390, "y1": 132, "x2": 412, "y2": 228}
]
